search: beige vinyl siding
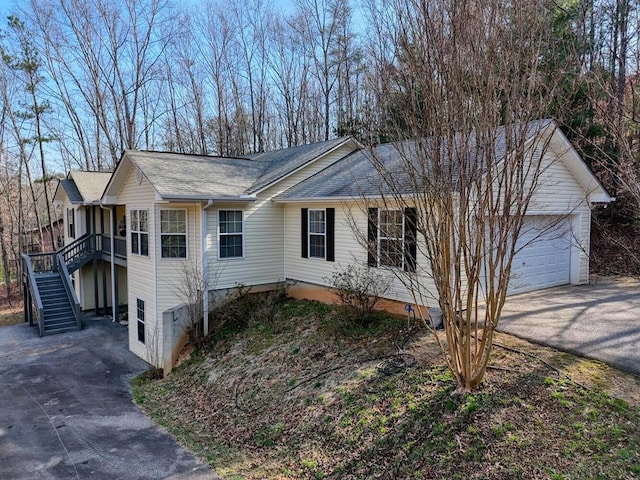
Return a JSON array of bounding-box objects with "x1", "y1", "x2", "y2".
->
[
  {"x1": 154, "y1": 203, "x2": 201, "y2": 321},
  {"x1": 208, "y1": 144, "x2": 356, "y2": 289},
  {"x1": 284, "y1": 201, "x2": 438, "y2": 307},
  {"x1": 117, "y1": 169, "x2": 156, "y2": 361},
  {"x1": 284, "y1": 144, "x2": 594, "y2": 305},
  {"x1": 207, "y1": 200, "x2": 284, "y2": 288},
  {"x1": 529, "y1": 148, "x2": 592, "y2": 283}
]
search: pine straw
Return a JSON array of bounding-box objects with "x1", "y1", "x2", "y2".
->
[{"x1": 133, "y1": 300, "x2": 640, "y2": 480}]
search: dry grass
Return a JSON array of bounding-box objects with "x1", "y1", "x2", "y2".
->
[{"x1": 133, "y1": 299, "x2": 640, "y2": 480}]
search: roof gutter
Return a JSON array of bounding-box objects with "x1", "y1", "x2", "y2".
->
[
  {"x1": 273, "y1": 194, "x2": 394, "y2": 204},
  {"x1": 157, "y1": 194, "x2": 257, "y2": 202}
]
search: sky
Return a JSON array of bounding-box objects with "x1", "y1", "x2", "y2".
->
[{"x1": 0, "y1": 0, "x2": 297, "y2": 18}]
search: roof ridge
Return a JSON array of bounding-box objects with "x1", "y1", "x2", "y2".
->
[{"x1": 128, "y1": 149, "x2": 258, "y2": 163}]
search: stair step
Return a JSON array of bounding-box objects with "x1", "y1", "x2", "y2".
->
[
  {"x1": 40, "y1": 290, "x2": 67, "y2": 296},
  {"x1": 44, "y1": 318, "x2": 76, "y2": 328},
  {"x1": 44, "y1": 308, "x2": 74, "y2": 317},
  {"x1": 40, "y1": 292, "x2": 67, "y2": 299},
  {"x1": 36, "y1": 276, "x2": 63, "y2": 283},
  {"x1": 37, "y1": 285, "x2": 65, "y2": 292},
  {"x1": 43, "y1": 325, "x2": 80, "y2": 336},
  {"x1": 38, "y1": 284, "x2": 65, "y2": 291},
  {"x1": 40, "y1": 286, "x2": 67, "y2": 293},
  {"x1": 41, "y1": 299, "x2": 68, "y2": 306},
  {"x1": 44, "y1": 309, "x2": 74, "y2": 317}
]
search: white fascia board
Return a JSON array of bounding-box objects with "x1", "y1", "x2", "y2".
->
[
  {"x1": 273, "y1": 195, "x2": 374, "y2": 204},
  {"x1": 157, "y1": 194, "x2": 257, "y2": 202}
]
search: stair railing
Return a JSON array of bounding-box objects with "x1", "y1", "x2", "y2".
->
[
  {"x1": 58, "y1": 233, "x2": 94, "y2": 273},
  {"x1": 21, "y1": 254, "x2": 45, "y2": 337},
  {"x1": 56, "y1": 251, "x2": 82, "y2": 330}
]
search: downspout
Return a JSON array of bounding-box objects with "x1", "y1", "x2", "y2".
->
[
  {"x1": 100, "y1": 203, "x2": 117, "y2": 322},
  {"x1": 283, "y1": 203, "x2": 287, "y2": 287},
  {"x1": 202, "y1": 200, "x2": 214, "y2": 334}
]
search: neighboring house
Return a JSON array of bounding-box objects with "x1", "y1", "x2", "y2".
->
[
  {"x1": 24, "y1": 120, "x2": 612, "y2": 370},
  {"x1": 24, "y1": 218, "x2": 64, "y2": 253}
]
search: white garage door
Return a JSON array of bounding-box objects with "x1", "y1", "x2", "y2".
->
[{"x1": 508, "y1": 216, "x2": 571, "y2": 295}]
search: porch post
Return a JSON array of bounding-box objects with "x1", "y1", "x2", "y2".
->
[
  {"x1": 88, "y1": 206, "x2": 97, "y2": 315},
  {"x1": 27, "y1": 285, "x2": 33, "y2": 326},
  {"x1": 23, "y1": 273, "x2": 29, "y2": 324},
  {"x1": 111, "y1": 206, "x2": 118, "y2": 321},
  {"x1": 100, "y1": 208, "x2": 107, "y2": 316}
]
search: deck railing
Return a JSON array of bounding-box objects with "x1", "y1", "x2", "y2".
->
[
  {"x1": 100, "y1": 234, "x2": 127, "y2": 259},
  {"x1": 27, "y1": 252, "x2": 56, "y2": 274},
  {"x1": 59, "y1": 234, "x2": 94, "y2": 270},
  {"x1": 21, "y1": 254, "x2": 46, "y2": 336},
  {"x1": 55, "y1": 251, "x2": 81, "y2": 330}
]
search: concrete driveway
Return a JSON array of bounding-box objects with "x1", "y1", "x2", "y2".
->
[
  {"x1": 498, "y1": 280, "x2": 640, "y2": 375},
  {"x1": 0, "y1": 317, "x2": 217, "y2": 480}
]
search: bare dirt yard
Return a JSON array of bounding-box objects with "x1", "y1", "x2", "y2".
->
[{"x1": 133, "y1": 296, "x2": 640, "y2": 480}]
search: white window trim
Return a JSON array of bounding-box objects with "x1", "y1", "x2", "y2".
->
[
  {"x1": 130, "y1": 208, "x2": 149, "y2": 257},
  {"x1": 308, "y1": 208, "x2": 326, "y2": 260},
  {"x1": 377, "y1": 209, "x2": 405, "y2": 270},
  {"x1": 217, "y1": 209, "x2": 245, "y2": 260},
  {"x1": 136, "y1": 297, "x2": 146, "y2": 345},
  {"x1": 160, "y1": 208, "x2": 188, "y2": 260}
]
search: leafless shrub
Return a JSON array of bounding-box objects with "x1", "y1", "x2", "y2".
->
[{"x1": 326, "y1": 263, "x2": 390, "y2": 326}]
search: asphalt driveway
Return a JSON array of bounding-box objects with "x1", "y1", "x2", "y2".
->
[
  {"x1": 498, "y1": 280, "x2": 640, "y2": 375},
  {"x1": 0, "y1": 317, "x2": 217, "y2": 480}
]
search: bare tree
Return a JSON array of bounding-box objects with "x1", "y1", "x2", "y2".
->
[{"x1": 364, "y1": 0, "x2": 574, "y2": 392}]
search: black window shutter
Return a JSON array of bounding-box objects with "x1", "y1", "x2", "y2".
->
[
  {"x1": 301, "y1": 208, "x2": 308, "y2": 258},
  {"x1": 367, "y1": 208, "x2": 378, "y2": 267},
  {"x1": 404, "y1": 207, "x2": 417, "y2": 273},
  {"x1": 326, "y1": 208, "x2": 335, "y2": 262}
]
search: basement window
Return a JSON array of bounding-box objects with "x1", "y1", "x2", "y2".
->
[{"x1": 136, "y1": 298, "x2": 145, "y2": 344}]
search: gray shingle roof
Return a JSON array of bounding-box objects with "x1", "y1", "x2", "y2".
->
[
  {"x1": 245, "y1": 138, "x2": 351, "y2": 193},
  {"x1": 70, "y1": 171, "x2": 112, "y2": 203},
  {"x1": 125, "y1": 137, "x2": 352, "y2": 199},
  {"x1": 277, "y1": 120, "x2": 553, "y2": 200},
  {"x1": 125, "y1": 151, "x2": 265, "y2": 199},
  {"x1": 59, "y1": 178, "x2": 84, "y2": 204}
]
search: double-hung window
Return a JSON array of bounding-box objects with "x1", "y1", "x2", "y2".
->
[
  {"x1": 160, "y1": 209, "x2": 187, "y2": 258},
  {"x1": 301, "y1": 208, "x2": 334, "y2": 262},
  {"x1": 368, "y1": 207, "x2": 417, "y2": 272},
  {"x1": 379, "y1": 210, "x2": 404, "y2": 268},
  {"x1": 308, "y1": 209, "x2": 326, "y2": 259},
  {"x1": 136, "y1": 298, "x2": 145, "y2": 344},
  {"x1": 219, "y1": 210, "x2": 243, "y2": 259},
  {"x1": 130, "y1": 209, "x2": 149, "y2": 256}
]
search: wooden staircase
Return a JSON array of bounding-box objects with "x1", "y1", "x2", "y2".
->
[
  {"x1": 22, "y1": 234, "x2": 95, "y2": 336},
  {"x1": 36, "y1": 274, "x2": 79, "y2": 335}
]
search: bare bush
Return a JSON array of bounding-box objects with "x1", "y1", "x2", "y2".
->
[{"x1": 326, "y1": 263, "x2": 390, "y2": 325}]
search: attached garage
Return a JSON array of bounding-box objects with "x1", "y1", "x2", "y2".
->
[{"x1": 509, "y1": 216, "x2": 573, "y2": 294}]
